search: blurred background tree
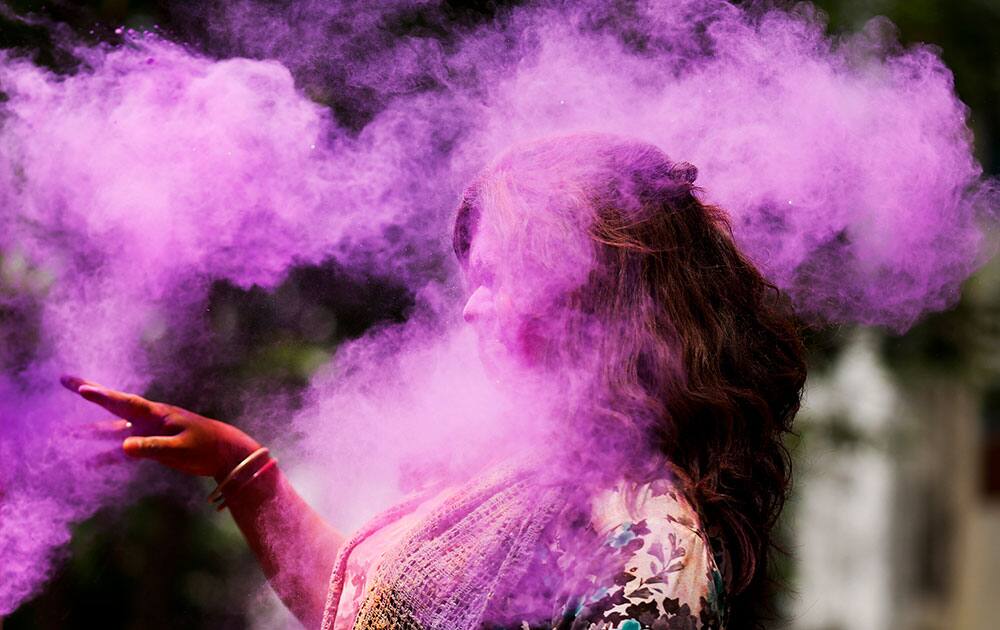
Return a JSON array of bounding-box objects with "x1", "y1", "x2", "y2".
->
[{"x1": 0, "y1": 0, "x2": 997, "y2": 628}]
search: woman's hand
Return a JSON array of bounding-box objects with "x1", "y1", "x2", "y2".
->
[
  {"x1": 61, "y1": 375, "x2": 343, "y2": 627},
  {"x1": 61, "y1": 375, "x2": 261, "y2": 482}
]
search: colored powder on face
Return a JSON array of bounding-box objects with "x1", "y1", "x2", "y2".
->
[{"x1": 0, "y1": 0, "x2": 996, "y2": 614}]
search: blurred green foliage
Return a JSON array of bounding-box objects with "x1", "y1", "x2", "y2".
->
[
  {"x1": 0, "y1": 0, "x2": 997, "y2": 628},
  {"x1": 12, "y1": 495, "x2": 255, "y2": 629}
]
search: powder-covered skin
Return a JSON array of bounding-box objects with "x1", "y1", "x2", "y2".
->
[{"x1": 0, "y1": 0, "x2": 996, "y2": 614}]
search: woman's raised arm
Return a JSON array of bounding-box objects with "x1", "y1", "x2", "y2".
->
[{"x1": 61, "y1": 376, "x2": 343, "y2": 628}]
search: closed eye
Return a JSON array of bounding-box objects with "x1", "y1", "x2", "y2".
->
[
  {"x1": 478, "y1": 269, "x2": 496, "y2": 288},
  {"x1": 468, "y1": 260, "x2": 496, "y2": 289}
]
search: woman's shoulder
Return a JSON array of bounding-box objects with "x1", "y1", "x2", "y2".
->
[
  {"x1": 590, "y1": 476, "x2": 705, "y2": 538},
  {"x1": 561, "y1": 476, "x2": 729, "y2": 630}
]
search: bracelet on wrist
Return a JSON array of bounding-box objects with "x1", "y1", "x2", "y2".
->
[{"x1": 208, "y1": 447, "x2": 276, "y2": 511}]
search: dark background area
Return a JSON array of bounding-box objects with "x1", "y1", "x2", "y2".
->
[{"x1": 0, "y1": 0, "x2": 997, "y2": 628}]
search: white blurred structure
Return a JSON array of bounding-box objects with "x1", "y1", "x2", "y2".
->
[{"x1": 791, "y1": 330, "x2": 1000, "y2": 630}]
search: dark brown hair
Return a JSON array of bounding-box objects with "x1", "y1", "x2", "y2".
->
[{"x1": 454, "y1": 134, "x2": 807, "y2": 628}]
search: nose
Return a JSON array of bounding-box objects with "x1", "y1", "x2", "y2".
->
[{"x1": 462, "y1": 285, "x2": 493, "y2": 323}]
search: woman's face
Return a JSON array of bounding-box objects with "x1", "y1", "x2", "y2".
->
[{"x1": 461, "y1": 228, "x2": 533, "y2": 375}]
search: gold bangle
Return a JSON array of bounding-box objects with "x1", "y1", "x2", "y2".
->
[
  {"x1": 208, "y1": 447, "x2": 270, "y2": 506},
  {"x1": 214, "y1": 458, "x2": 278, "y2": 511}
]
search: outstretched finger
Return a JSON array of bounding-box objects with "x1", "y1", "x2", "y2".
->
[
  {"x1": 122, "y1": 435, "x2": 181, "y2": 461},
  {"x1": 68, "y1": 419, "x2": 134, "y2": 441},
  {"x1": 83, "y1": 449, "x2": 130, "y2": 469},
  {"x1": 60, "y1": 375, "x2": 97, "y2": 392},
  {"x1": 61, "y1": 376, "x2": 165, "y2": 431},
  {"x1": 78, "y1": 386, "x2": 164, "y2": 430}
]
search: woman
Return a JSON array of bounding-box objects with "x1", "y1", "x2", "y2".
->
[{"x1": 63, "y1": 133, "x2": 806, "y2": 629}]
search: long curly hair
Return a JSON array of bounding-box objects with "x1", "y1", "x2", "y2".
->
[{"x1": 454, "y1": 134, "x2": 807, "y2": 628}]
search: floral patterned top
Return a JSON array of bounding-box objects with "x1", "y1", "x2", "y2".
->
[
  {"x1": 562, "y1": 479, "x2": 727, "y2": 629},
  {"x1": 489, "y1": 477, "x2": 729, "y2": 630},
  {"x1": 332, "y1": 477, "x2": 728, "y2": 630}
]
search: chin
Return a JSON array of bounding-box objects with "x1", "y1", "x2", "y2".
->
[{"x1": 477, "y1": 335, "x2": 533, "y2": 384}]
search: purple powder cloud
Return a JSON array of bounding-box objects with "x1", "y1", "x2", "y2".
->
[{"x1": 0, "y1": 0, "x2": 996, "y2": 615}]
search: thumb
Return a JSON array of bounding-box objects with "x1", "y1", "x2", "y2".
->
[{"x1": 122, "y1": 435, "x2": 178, "y2": 460}]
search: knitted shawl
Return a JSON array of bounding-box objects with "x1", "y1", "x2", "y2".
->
[{"x1": 320, "y1": 460, "x2": 570, "y2": 630}]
